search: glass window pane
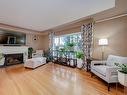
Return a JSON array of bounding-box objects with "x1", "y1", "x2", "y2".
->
[
  {"x1": 53, "y1": 32, "x2": 82, "y2": 51},
  {"x1": 60, "y1": 37, "x2": 64, "y2": 45},
  {"x1": 54, "y1": 37, "x2": 59, "y2": 46}
]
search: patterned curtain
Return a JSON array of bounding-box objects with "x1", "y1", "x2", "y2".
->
[
  {"x1": 49, "y1": 31, "x2": 55, "y2": 57},
  {"x1": 81, "y1": 23, "x2": 94, "y2": 70}
]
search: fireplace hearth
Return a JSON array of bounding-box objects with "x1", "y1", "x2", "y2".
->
[{"x1": 4, "y1": 53, "x2": 23, "y2": 66}]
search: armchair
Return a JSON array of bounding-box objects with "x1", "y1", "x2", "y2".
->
[{"x1": 91, "y1": 55, "x2": 127, "y2": 91}]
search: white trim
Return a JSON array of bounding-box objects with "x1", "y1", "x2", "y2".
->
[{"x1": 96, "y1": 13, "x2": 127, "y2": 23}]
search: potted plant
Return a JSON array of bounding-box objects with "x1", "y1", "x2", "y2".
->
[
  {"x1": 44, "y1": 49, "x2": 53, "y2": 63},
  {"x1": 66, "y1": 42, "x2": 76, "y2": 51},
  {"x1": 28, "y1": 47, "x2": 33, "y2": 58},
  {"x1": 0, "y1": 53, "x2": 5, "y2": 66},
  {"x1": 58, "y1": 47, "x2": 67, "y2": 63},
  {"x1": 115, "y1": 63, "x2": 127, "y2": 87},
  {"x1": 76, "y1": 51, "x2": 84, "y2": 68},
  {"x1": 58, "y1": 47, "x2": 66, "y2": 57}
]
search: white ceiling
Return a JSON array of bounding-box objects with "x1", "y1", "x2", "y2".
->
[{"x1": 0, "y1": 0, "x2": 115, "y2": 31}]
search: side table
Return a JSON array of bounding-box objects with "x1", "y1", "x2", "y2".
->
[{"x1": 86, "y1": 58, "x2": 100, "y2": 72}]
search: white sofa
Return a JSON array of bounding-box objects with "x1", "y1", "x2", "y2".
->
[
  {"x1": 24, "y1": 57, "x2": 46, "y2": 69},
  {"x1": 91, "y1": 55, "x2": 127, "y2": 91}
]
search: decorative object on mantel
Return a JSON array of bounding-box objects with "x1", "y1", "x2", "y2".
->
[
  {"x1": 81, "y1": 22, "x2": 94, "y2": 71},
  {"x1": 0, "y1": 52, "x2": 5, "y2": 66},
  {"x1": 28, "y1": 47, "x2": 33, "y2": 58},
  {"x1": 115, "y1": 63, "x2": 127, "y2": 87}
]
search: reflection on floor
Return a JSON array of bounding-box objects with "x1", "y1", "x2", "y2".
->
[{"x1": 0, "y1": 63, "x2": 124, "y2": 95}]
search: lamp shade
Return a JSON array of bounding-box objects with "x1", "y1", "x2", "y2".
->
[{"x1": 99, "y1": 39, "x2": 108, "y2": 45}]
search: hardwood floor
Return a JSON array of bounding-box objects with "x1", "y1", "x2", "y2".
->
[{"x1": 0, "y1": 63, "x2": 124, "y2": 95}]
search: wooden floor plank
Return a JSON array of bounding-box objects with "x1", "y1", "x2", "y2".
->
[{"x1": 0, "y1": 63, "x2": 124, "y2": 95}]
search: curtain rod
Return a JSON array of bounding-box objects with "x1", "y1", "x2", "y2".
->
[{"x1": 95, "y1": 13, "x2": 127, "y2": 23}]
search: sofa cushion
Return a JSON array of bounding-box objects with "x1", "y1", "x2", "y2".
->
[
  {"x1": 92, "y1": 65, "x2": 109, "y2": 76},
  {"x1": 107, "y1": 55, "x2": 127, "y2": 66}
]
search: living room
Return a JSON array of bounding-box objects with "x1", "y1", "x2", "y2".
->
[{"x1": 0, "y1": 0, "x2": 127, "y2": 95}]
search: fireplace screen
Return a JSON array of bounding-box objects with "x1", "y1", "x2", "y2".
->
[{"x1": 4, "y1": 53, "x2": 23, "y2": 66}]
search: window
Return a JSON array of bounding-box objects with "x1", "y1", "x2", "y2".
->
[{"x1": 53, "y1": 32, "x2": 82, "y2": 51}]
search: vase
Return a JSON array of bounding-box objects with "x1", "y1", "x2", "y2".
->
[
  {"x1": 118, "y1": 71, "x2": 127, "y2": 87},
  {"x1": 77, "y1": 59, "x2": 83, "y2": 68},
  {"x1": 70, "y1": 60, "x2": 74, "y2": 66}
]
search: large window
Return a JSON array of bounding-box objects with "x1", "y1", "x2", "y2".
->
[{"x1": 53, "y1": 32, "x2": 82, "y2": 51}]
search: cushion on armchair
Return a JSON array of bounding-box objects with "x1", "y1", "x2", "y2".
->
[{"x1": 92, "y1": 65, "x2": 109, "y2": 76}]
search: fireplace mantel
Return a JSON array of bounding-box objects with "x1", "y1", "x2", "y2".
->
[{"x1": 0, "y1": 46, "x2": 28, "y2": 65}]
